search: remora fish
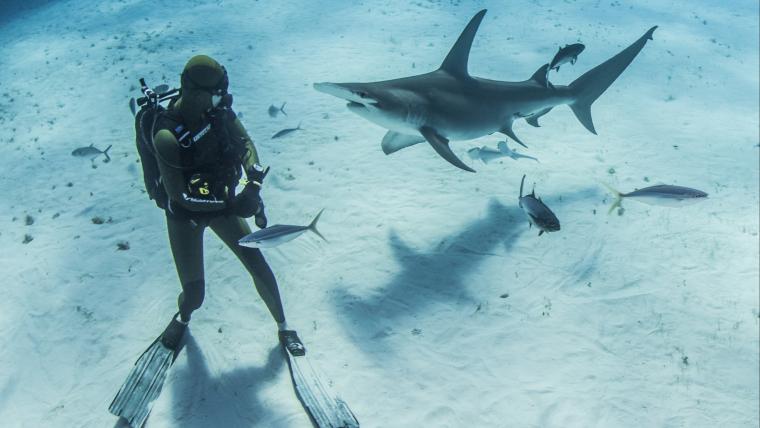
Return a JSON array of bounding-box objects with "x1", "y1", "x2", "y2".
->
[
  {"x1": 314, "y1": 9, "x2": 656, "y2": 172},
  {"x1": 71, "y1": 144, "x2": 112, "y2": 162},
  {"x1": 271, "y1": 122, "x2": 303, "y2": 139},
  {"x1": 518, "y1": 175, "x2": 560, "y2": 236},
  {"x1": 467, "y1": 145, "x2": 504, "y2": 163},
  {"x1": 603, "y1": 183, "x2": 708, "y2": 213},
  {"x1": 268, "y1": 102, "x2": 287, "y2": 118},
  {"x1": 549, "y1": 43, "x2": 586, "y2": 72},
  {"x1": 497, "y1": 140, "x2": 539, "y2": 162},
  {"x1": 238, "y1": 209, "x2": 326, "y2": 248}
]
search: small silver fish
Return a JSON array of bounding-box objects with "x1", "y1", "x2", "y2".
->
[
  {"x1": 519, "y1": 175, "x2": 560, "y2": 236},
  {"x1": 71, "y1": 144, "x2": 111, "y2": 162},
  {"x1": 268, "y1": 102, "x2": 287, "y2": 118},
  {"x1": 603, "y1": 183, "x2": 708, "y2": 213},
  {"x1": 238, "y1": 209, "x2": 326, "y2": 248},
  {"x1": 271, "y1": 122, "x2": 302, "y2": 139},
  {"x1": 129, "y1": 98, "x2": 137, "y2": 116},
  {"x1": 549, "y1": 43, "x2": 585, "y2": 72}
]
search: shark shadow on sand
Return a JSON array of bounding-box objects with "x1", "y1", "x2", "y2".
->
[
  {"x1": 330, "y1": 199, "x2": 524, "y2": 356},
  {"x1": 330, "y1": 187, "x2": 603, "y2": 358}
]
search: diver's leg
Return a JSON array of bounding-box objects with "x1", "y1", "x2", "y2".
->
[
  {"x1": 166, "y1": 214, "x2": 206, "y2": 322},
  {"x1": 209, "y1": 216, "x2": 287, "y2": 325}
]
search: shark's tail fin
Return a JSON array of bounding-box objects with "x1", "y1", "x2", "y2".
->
[
  {"x1": 103, "y1": 144, "x2": 112, "y2": 162},
  {"x1": 308, "y1": 209, "x2": 327, "y2": 242},
  {"x1": 601, "y1": 182, "x2": 624, "y2": 215},
  {"x1": 569, "y1": 26, "x2": 657, "y2": 134}
]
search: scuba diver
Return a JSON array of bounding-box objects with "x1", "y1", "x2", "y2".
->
[{"x1": 141, "y1": 55, "x2": 303, "y2": 354}]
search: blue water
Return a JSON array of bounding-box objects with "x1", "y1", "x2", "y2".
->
[{"x1": 0, "y1": 1, "x2": 757, "y2": 427}]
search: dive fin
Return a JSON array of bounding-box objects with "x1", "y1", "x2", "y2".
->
[
  {"x1": 308, "y1": 209, "x2": 328, "y2": 242},
  {"x1": 381, "y1": 131, "x2": 426, "y2": 154},
  {"x1": 420, "y1": 126, "x2": 475, "y2": 173},
  {"x1": 601, "y1": 182, "x2": 624, "y2": 214},
  {"x1": 501, "y1": 119, "x2": 528, "y2": 148},
  {"x1": 129, "y1": 98, "x2": 137, "y2": 117},
  {"x1": 530, "y1": 64, "x2": 551, "y2": 88},
  {"x1": 439, "y1": 9, "x2": 487, "y2": 78},
  {"x1": 570, "y1": 26, "x2": 658, "y2": 134}
]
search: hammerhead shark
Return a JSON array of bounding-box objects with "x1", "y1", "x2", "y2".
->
[{"x1": 314, "y1": 9, "x2": 657, "y2": 172}]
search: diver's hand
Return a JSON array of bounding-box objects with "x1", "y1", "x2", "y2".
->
[
  {"x1": 254, "y1": 197, "x2": 267, "y2": 228},
  {"x1": 229, "y1": 182, "x2": 260, "y2": 218},
  {"x1": 246, "y1": 164, "x2": 270, "y2": 188}
]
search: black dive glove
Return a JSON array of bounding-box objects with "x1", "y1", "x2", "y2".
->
[{"x1": 229, "y1": 164, "x2": 270, "y2": 219}]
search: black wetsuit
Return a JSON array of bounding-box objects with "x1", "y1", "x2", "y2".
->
[{"x1": 152, "y1": 101, "x2": 285, "y2": 324}]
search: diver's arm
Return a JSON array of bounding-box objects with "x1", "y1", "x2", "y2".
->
[
  {"x1": 153, "y1": 129, "x2": 227, "y2": 212},
  {"x1": 229, "y1": 117, "x2": 260, "y2": 170}
]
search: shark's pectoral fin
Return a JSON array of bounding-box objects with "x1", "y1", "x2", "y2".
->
[
  {"x1": 526, "y1": 107, "x2": 553, "y2": 128},
  {"x1": 419, "y1": 126, "x2": 475, "y2": 173},
  {"x1": 500, "y1": 119, "x2": 528, "y2": 148},
  {"x1": 381, "y1": 131, "x2": 425, "y2": 155}
]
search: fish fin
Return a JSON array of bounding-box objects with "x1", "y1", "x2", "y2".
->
[
  {"x1": 519, "y1": 174, "x2": 526, "y2": 198},
  {"x1": 500, "y1": 119, "x2": 528, "y2": 148},
  {"x1": 529, "y1": 222, "x2": 532, "y2": 229},
  {"x1": 570, "y1": 26, "x2": 657, "y2": 135},
  {"x1": 419, "y1": 127, "x2": 475, "y2": 173},
  {"x1": 526, "y1": 107, "x2": 552, "y2": 128},
  {"x1": 556, "y1": 66, "x2": 560, "y2": 72},
  {"x1": 103, "y1": 145, "x2": 112, "y2": 162},
  {"x1": 601, "y1": 182, "x2": 623, "y2": 215},
  {"x1": 308, "y1": 209, "x2": 328, "y2": 242},
  {"x1": 530, "y1": 64, "x2": 550, "y2": 88},
  {"x1": 381, "y1": 131, "x2": 425, "y2": 155},
  {"x1": 280, "y1": 102, "x2": 287, "y2": 116},
  {"x1": 439, "y1": 9, "x2": 487, "y2": 78},
  {"x1": 297, "y1": 121, "x2": 303, "y2": 130},
  {"x1": 571, "y1": 57, "x2": 577, "y2": 65},
  {"x1": 538, "y1": 230, "x2": 544, "y2": 236}
]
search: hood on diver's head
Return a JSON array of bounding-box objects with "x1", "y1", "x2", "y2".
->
[{"x1": 178, "y1": 55, "x2": 230, "y2": 127}]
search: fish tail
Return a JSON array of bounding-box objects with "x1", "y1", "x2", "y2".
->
[
  {"x1": 280, "y1": 102, "x2": 287, "y2": 116},
  {"x1": 103, "y1": 145, "x2": 112, "y2": 162},
  {"x1": 308, "y1": 209, "x2": 327, "y2": 242},
  {"x1": 601, "y1": 182, "x2": 623, "y2": 214}
]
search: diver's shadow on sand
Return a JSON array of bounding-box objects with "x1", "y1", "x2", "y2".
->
[
  {"x1": 331, "y1": 198, "x2": 524, "y2": 351},
  {"x1": 168, "y1": 335, "x2": 284, "y2": 428}
]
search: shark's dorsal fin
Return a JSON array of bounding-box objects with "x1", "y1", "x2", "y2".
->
[
  {"x1": 439, "y1": 9, "x2": 487, "y2": 78},
  {"x1": 530, "y1": 64, "x2": 550, "y2": 88}
]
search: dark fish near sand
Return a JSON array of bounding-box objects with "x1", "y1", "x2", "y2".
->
[
  {"x1": 238, "y1": 209, "x2": 326, "y2": 248},
  {"x1": 71, "y1": 144, "x2": 112, "y2": 162},
  {"x1": 603, "y1": 183, "x2": 708, "y2": 213},
  {"x1": 549, "y1": 43, "x2": 585, "y2": 72},
  {"x1": 129, "y1": 98, "x2": 137, "y2": 116},
  {"x1": 518, "y1": 175, "x2": 560, "y2": 236},
  {"x1": 271, "y1": 122, "x2": 303, "y2": 139},
  {"x1": 268, "y1": 102, "x2": 287, "y2": 118}
]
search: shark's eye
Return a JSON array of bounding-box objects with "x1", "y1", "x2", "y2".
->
[{"x1": 357, "y1": 91, "x2": 369, "y2": 98}]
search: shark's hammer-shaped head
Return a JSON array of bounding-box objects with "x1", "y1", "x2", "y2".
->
[{"x1": 313, "y1": 82, "x2": 421, "y2": 132}]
